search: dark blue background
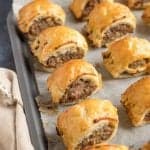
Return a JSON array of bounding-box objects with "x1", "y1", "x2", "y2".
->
[{"x1": 0, "y1": 0, "x2": 15, "y2": 70}]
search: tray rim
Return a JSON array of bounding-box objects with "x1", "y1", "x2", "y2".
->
[{"x1": 7, "y1": 11, "x2": 48, "y2": 150}]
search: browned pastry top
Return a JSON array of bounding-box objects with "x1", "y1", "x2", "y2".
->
[
  {"x1": 87, "y1": 2, "x2": 136, "y2": 33},
  {"x1": 141, "y1": 142, "x2": 150, "y2": 150},
  {"x1": 121, "y1": 77, "x2": 150, "y2": 126},
  {"x1": 142, "y1": 6, "x2": 150, "y2": 24},
  {"x1": 47, "y1": 59, "x2": 101, "y2": 103},
  {"x1": 57, "y1": 99, "x2": 118, "y2": 150},
  {"x1": 31, "y1": 26, "x2": 88, "y2": 64},
  {"x1": 104, "y1": 36, "x2": 150, "y2": 77},
  {"x1": 70, "y1": 0, "x2": 89, "y2": 18},
  {"x1": 18, "y1": 0, "x2": 65, "y2": 33},
  {"x1": 70, "y1": 0, "x2": 113, "y2": 19}
]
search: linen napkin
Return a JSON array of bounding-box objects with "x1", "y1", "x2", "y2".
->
[{"x1": 0, "y1": 68, "x2": 34, "y2": 150}]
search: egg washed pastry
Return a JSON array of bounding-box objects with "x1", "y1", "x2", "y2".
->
[
  {"x1": 128, "y1": 0, "x2": 150, "y2": 9},
  {"x1": 142, "y1": 6, "x2": 150, "y2": 25},
  {"x1": 102, "y1": 36, "x2": 150, "y2": 78},
  {"x1": 17, "y1": 0, "x2": 66, "y2": 41},
  {"x1": 83, "y1": 144, "x2": 128, "y2": 150},
  {"x1": 31, "y1": 26, "x2": 88, "y2": 70},
  {"x1": 121, "y1": 77, "x2": 150, "y2": 126},
  {"x1": 47, "y1": 59, "x2": 102, "y2": 104},
  {"x1": 141, "y1": 142, "x2": 150, "y2": 150},
  {"x1": 56, "y1": 99, "x2": 119, "y2": 150},
  {"x1": 85, "y1": 2, "x2": 136, "y2": 47},
  {"x1": 70, "y1": 0, "x2": 113, "y2": 20}
]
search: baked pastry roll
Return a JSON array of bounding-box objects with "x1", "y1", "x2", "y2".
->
[
  {"x1": 121, "y1": 77, "x2": 150, "y2": 126},
  {"x1": 83, "y1": 144, "x2": 128, "y2": 150},
  {"x1": 70, "y1": 0, "x2": 113, "y2": 20},
  {"x1": 47, "y1": 59, "x2": 102, "y2": 104},
  {"x1": 128, "y1": 0, "x2": 150, "y2": 9},
  {"x1": 85, "y1": 2, "x2": 136, "y2": 47},
  {"x1": 142, "y1": 6, "x2": 150, "y2": 25},
  {"x1": 17, "y1": 0, "x2": 66, "y2": 41},
  {"x1": 102, "y1": 36, "x2": 150, "y2": 78},
  {"x1": 141, "y1": 142, "x2": 150, "y2": 150},
  {"x1": 56, "y1": 99, "x2": 119, "y2": 150},
  {"x1": 31, "y1": 26, "x2": 88, "y2": 69}
]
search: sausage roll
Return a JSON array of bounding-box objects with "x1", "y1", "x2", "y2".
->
[
  {"x1": 102, "y1": 36, "x2": 150, "y2": 78},
  {"x1": 47, "y1": 59, "x2": 102, "y2": 104},
  {"x1": 141, "y1": 142, "x2": 150, "y2": 150},
  {"x1": 128, "y1": 0, "x2": 150, "y2": 9},
  {"x1": 85, "y1": 2, "x2": 136, "y2": 47},
  {"x1": 70, "y1": 0, "x2": 113, "y2": 20},
  {"x1": 83, "y1": 144, "x2": 128, "y2": 150},
  {"x1": 56, "y1": 99, "x2": 119, "y2": 150},
  {"x1": 121, "y1": 77, "x2": 150, "y2": 126},
  {"x1": 142, "y1": 6, "x2": 150, "y2": 25},
  {"x1": 31, "y1": 26, "x2": 88, "y2": 69},
  {"x1": 17, "y1": 0, "x2": 66, "y2": 41}
]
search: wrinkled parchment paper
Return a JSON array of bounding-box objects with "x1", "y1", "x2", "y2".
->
[{"x1": 12, "y1": 0, "x2": 150, "y2": 149}]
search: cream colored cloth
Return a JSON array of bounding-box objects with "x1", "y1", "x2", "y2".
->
[{"x1": 0, "y1": 68, "x2": 34, "y2": 150}]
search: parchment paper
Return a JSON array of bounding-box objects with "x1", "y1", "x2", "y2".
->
[{"x1": 12, "y1": 0, "x2": 150, "y2": 149}]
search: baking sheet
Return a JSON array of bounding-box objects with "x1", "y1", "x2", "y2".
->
[
  {"x1": 12, "y1": 0, "x2": 150, "y2": 149},
  {"x1": 7, "y1": 13, "x2": 48, "y2": 150}
]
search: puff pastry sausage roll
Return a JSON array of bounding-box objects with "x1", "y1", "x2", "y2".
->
[
  {"x1": 85, "y1": 2, "x2": 136, "y2": 47},
  {"x1": 142, "y1": 6, "x2": 150, "y2": 25},
  {"x1": 56, "y1": 99, "x2": 119, "y2": 150},
  {"x1": 121, "y1": 77, "x2": 150, "y2": 126},
  {"x1": 70, "y1": 0, "x2": 113, "y2": 20},
  {"x1": 128, "y1": 0, "x2": 150, "y2": 9},
  {"x1": 47, "y1": 59, "x2": 102, "y2": 104},
  {"x1": 31, "y1": 26, "x2": 88, "y2": 69},
  {"x1": 17, "y1": 0, "x2": 66, "y2": 41},
  {"x1": 83, "y1": 144, "x2": 128, "y2": 150},
  {"x1": 102, "y1": 36, "x2": 150, "y2": 78}
]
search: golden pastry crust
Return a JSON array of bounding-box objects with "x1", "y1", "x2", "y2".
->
[
  {"x1": 121, "y1": 77, "x2": 150, "y2": 126},
  {"x1": 17, "y1": 0, "x2": 65, "y2": 36},
  {"x1": 70, "y1": 0, "x2": 113, "y2": 20},
  {"x1": 142, "y1": 6, "x2": 150, "y2": 25},
  {"x1": 83, "y1": 144, "x2": 128, "y2": 150},
  {"x1": 141, "y1": 142, "x2": 150, "y2": 150},
  {"x1": 102, "y1": 36, "x2": 150, "y2": 78},
  {"x1": 47, "y1": 59, "x2": 102, "y2": 104},
  {"x1": 128, "y1": 0, "x2": 150, "y2": 9},
  {"x1": 85, "y1": 2, "x2": 136, "y2": 47},
  {"x1": 57, "y1": 99, "x2": 118, "y2": 150},
  {"x1": 31, "y1": 26, "x2": 88, "y2": 68}
]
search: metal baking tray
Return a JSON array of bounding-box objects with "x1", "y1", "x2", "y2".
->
[
  {"x1": 7, "y1": 1, "x2": 150, "y2": 148},
  {"x1": 7, "y1": 11, "x2": 47, "y2": 150}
]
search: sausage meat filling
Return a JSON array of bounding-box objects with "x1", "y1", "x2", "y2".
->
[
  {"x1": 75, "y1": 123, "x2": 114, "y2": 150},
  {"x1": 60, "y1": 77, "x2": 97, "y2": 103},
  {"x1": 27, "y1": 16, "x2": 62, "y2": 41},
  {"x1": 46, "y1": 47, "x2": 84, "y2": 68},
  {"x1": 121, "y1": 58, "x2": 150, "y2": 76},
  {"x1": 102, "y1": 24, "x2": 133, "y2": 46},
  {"x1": 144, "y1": 112, "x2": 150, "y2": 121}
]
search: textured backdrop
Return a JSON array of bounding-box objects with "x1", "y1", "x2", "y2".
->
[{"x1": 0, "y1": 0, "x2": 15, "y2": 70}]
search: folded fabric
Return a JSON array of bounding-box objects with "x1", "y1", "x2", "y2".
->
[{"x1": 0, "y1": 68, "x2": 34, "y2": 150}]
